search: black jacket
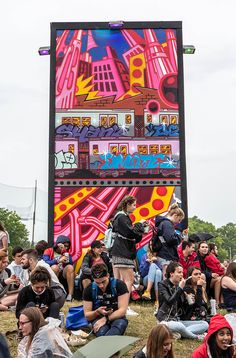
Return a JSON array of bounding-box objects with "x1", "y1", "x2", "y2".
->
[
  {"x1": 182, "y1": 284, "x2": 208, "y2": 320},
  {"x1": 16, "y1": 285, "x2": 56, "y2": 318},
  {"x1": 157, "y1": 279, "x2": 185, "y2": 322},
  {"x1": 155, "y1": 216, "x2": 181, "y2": 261},
  {"x1": 111, "y1": 214, "x2": 143, "y2": 260},
  {"x1": 81, "y1": 251, "x2": 112, "y2": 276}
]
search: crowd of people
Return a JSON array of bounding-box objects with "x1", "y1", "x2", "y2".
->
[{"x1": 1, "y1": 195, "x2": 236, "y2": 357}]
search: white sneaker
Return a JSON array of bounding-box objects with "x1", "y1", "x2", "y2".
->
[
  {"x1": 197, "y1": 334, "x2": 206, "y2": 341},
  {"x1": 126, "y1": 306, "x2": 139, "y2": 316},
  {"x1": 66, "y1": 294, "x2": 72, "y2": 302}
]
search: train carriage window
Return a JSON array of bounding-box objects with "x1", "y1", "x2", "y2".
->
[
  {"x1": 138, "y1": 145, "x2": 148, "y2": 155},
  {"x1": 82, "y1": 117, "x2": 91, "y2": 126},
  {"x1": 147, "y1": 114, "x2": 152, "y2": 123},
  {"x1": 125, "y1": 114, "x2": 132, "y2": 124},
  {"x1": 109, "y1": 144, "x2": 118, "y2": 155},
  {"x1": 160, "y1": 115, "x2": 169, "y2": 125},
  {"x1": 170, "y1": 115, "x2": 178, "y2": 124},
  {"x1": 160, "y1": 145, "x2": 172, "y2": 155},
  {"x1": 72, "y1": 117, "x2": 80, "y2": 125},
  {"x1": 92, "y1": 145, "x2": 99, "y2": 155},
  {"x1": 68, "y1": 144, "x2": 75, "y2": 153},
  {"x1": 149, "y1": 144, "x2": 159, "y2": 154},
  {"x1": 100, "y1": 115, "x2": 108, "y2": 127},
  {"x1": 119, "y1": 144, "x2": 128, "y2": 156},
  {"x1": 109, "y1": 115, "x2": 117, "y2": 126}
]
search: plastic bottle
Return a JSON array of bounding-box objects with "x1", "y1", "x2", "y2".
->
[{"x1": 210, "y1": 298, "x2": 217, "y2": 315}]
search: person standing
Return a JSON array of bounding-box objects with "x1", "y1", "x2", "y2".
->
[
  {"x1": 0, "y1": 221, "x2": 9, "y2": 253},
  {"x1": 154, "y1": 203, "x2": 185, "y2": 278},
  {"x1": 110, "y1": 196, "x2": 146, "y2": 295}
]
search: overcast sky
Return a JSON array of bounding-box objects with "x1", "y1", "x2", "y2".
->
[{"x1": 0, "y1": 0, "x2": 236, "y2": 229}]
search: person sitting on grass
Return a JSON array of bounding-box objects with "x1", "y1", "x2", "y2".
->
[
  {"x1": 83, "y1": 263, "x2": 129, "y2": 337},
  {"x1": 221, "y1": 262, "x2": 236, "y2": 311},
  {"x1": 0, "y1": 251, "x2": 19, "y2": 311},
  {"x1": 139, "y1": 247, "x2": 162, "y2": 307},
  {"x1": 156, "y1": 261, "x2": 208, "y2": 340},
  {"x1": 17, "y1": 307, "x2": 72, "y2": 358},
  {"x1": 16, "y1": 266, "x2": 59, "y2": 319},
  {"x1": 80, "y1": 240, "x2": 112, "y2": 290},
  {"x1": 43, "y1": 235, "x2": 74, "y2": 302},
  {"x1": 21, "y1": 248, "x2": 66, "y2": 308},
  {"x1": 183, "y1": 266, "x2": 208, "y2": 321},
  {"x1": 191, "y1": 314, "x2": 236, "y2": 358},
  {"x1": 7, "y1": 246, "x2": 24, "y2": 278},
  {"x1": 134, "y1": 324, "x2": 175, "y2": 358},
  {"x1": 197, "y1": 241, "x2": 222, "y2": 306},
  {"x1": 177, "y1": 240, "x2": 200, "y2": 278}
]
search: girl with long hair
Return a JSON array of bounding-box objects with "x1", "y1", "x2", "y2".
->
[
  {"x1": 134, "y1": 324, "x2": 175, "y2": 358},
  {"x1": 80, "y1": 240, "x2": 112, "y2": 289},
  {"x1": 183, "y1": 266, "x2": 208, "y2": 321},
  {"x1": 0, "y1": 221, "x2": 9, "y2": 253},
  {"x1": 17, "y1": 306, "x2": 72, "y2": 357},
  {"x1": 191, "y1": 314, "x2": 236, "y2": 358},
  {"x1": 111, "y1": 196, "x2": 147, "y2": 295},
  {"x1": 221, "y1": 262, "x2": 236, "y2": 310}
]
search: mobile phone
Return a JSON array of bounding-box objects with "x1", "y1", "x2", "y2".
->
[
  {"x1": 40, "y1": 304, "x2": 46, "y2": 308},
  {"x1": 105, "y1": 307, "x2": 111, "y2": 312}
]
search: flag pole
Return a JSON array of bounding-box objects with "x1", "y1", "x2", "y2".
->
[{"x1": 31, "y1": 180, "x2": 37, "y2": 247}]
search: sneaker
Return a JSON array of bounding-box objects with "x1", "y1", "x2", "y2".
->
[
  {"x1": 131, "y1": 290, "x2": 140, "y2": 301},
  {"x1": 197, "y1": 334, "x2": 206, "y2": 341},
  {"x1": 172, "y1": 332, "x2": 181, "y2": 340},
  {"x1": 66, "y1": 294, "x2": 72, "y2": 302},
  {"x1": 142, "y1": 290, "x2": 151, "y2": 301},
  {"x1": 153, "y1": 301, "x2": 159, "y2": 315},
  {"x1": 66, "y1": 336, "x2": 87, "y2": 347},
  {"x1": 126, "y1": 306, "x2": 139, "y2": 316}
]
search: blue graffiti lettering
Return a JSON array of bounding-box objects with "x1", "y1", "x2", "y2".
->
[
  {"x1": 90, "y1": 153, "x2": 179, "y2": 170},
  {"x1": 145, "y1": 123, "x2": 179, "y2": 137},
  {"x1": 56, "y1": 124, "x2": 127, "y2": 142}
]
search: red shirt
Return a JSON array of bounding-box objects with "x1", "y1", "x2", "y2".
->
[
  {"x1": 204, "y1": 254, "x2": 225, "y2": 276},
  {"x1": 178, "y1": 244, "x2": 200, "y2": 278}
]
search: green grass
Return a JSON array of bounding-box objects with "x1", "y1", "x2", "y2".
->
[{"x1": 1, "y1": 301, "x2": 214, "y2": 358}]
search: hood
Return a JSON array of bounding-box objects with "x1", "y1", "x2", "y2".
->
[
  {"x1": 55, "y1": 235, "x2": 71, "y2": 247},
  {"x1": 155, "y1": 215, "x2": 170, "y2": 226},
  {"x1": 205, "y1": 314, "x2": 233, "y2": 343}
]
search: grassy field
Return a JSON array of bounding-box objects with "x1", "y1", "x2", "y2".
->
[{"x1": 1, "y1": 301, "x2": 205, "y2": 358}]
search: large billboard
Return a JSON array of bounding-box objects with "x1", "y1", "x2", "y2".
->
[{"x1": 48, "y1": 22, "x2": 187, "y2": 267}]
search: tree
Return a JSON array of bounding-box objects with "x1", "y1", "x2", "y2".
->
[
  {"x1": 0, "y1": 207, "x2": 30, "y2": 251},
  {"x1": 217, "y1": 223, "x2": 236, "y2": 261},
  {"x1": 188, "y1": 216, "x2": 227, "y2": 261}
]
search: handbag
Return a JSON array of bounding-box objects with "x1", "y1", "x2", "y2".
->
[{"x1": 66, "y1": 305, "x2": 89, "y2": 330}]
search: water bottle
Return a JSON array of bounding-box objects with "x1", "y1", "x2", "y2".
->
[
  {"x1": 210, "y1": 298, "x2": 217, "y2": 315},
  {"x1": 59, "y1": 312, "x2": 65, "y2": 328}
]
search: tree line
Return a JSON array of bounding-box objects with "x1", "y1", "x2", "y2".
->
[{"x1": 0, "y1": 208, "x2": 235, "y2": 262}]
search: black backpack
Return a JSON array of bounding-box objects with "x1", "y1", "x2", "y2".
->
[{"x1": 149, "y1": 222, "x2": 165, "y2": 253}]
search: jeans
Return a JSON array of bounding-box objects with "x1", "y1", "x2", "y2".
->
[
  {"x1": 164, "y1": 320, "x2": 209, "y2": 339},
  {"x1": 26, "y1": 301, "x2": 60, "y2": 319},
  {"x1": 92, "y1": 317, "x2": 128, "y2": 337},
  {"x1": 143, "y1": 263, "x2": 162, "y2": 292}
]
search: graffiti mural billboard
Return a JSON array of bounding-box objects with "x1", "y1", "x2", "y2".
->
[{"x1": 48, "y1": 22, "x2": 187, "y2": 267}]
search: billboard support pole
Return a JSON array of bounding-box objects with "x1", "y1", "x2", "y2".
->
[{"x1": 31, "y1": 179, "x2": 37, "y2": 247}]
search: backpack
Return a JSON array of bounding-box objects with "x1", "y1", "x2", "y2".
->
[
  {"x1": 149, "y1": 222, "x2": 165, "y2": 253},
  {"x1": 92, "y1": 277, "x2": 117, "y2": 310},
  {"x1": 103, "y1": 211, "x2": 125, "y2": 249}
]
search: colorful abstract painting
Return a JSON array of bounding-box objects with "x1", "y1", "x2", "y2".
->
[{"x1": 49, "y1": 22, "x2": 187, "y2": 267}]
